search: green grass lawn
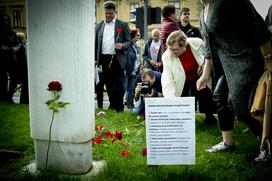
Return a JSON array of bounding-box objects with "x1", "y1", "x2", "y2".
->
[{"x1": 0, "y1": 102, "x2": 271, "y2": 181}]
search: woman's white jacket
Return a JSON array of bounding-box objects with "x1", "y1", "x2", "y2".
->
[{"x1": 161, "y1": 37, "x2": 205, "y2": 97}]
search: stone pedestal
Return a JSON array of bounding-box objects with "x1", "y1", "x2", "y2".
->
[
  {"x1": 35, "y1": 140, "x2": 92, "y2": 174},
  {"x1": 27, "y1": 0, "x2": 95, "y2": 174}
]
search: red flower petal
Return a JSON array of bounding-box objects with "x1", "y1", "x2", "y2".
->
[
  {"x1": 96, "y1": 136, "x2": 104, "y2": 144},
  {"x1": 111, "y1": 138, "x2": 117, "y2": 143},
  {"x1": 91, "y1": 137, "x2": 97, "y2": 143},
  {"x1": 115, "y1": 131, "x2": 123, "y2": 140},
  {"x1": 117, "y1": 28, "x2": 123, "y2": 33},
  {"x1": 121, "y1": 150, "x2": 130, "y2": 156},
  {"x1": 142, "y1": 148, "x2": 147, "y2": 156},
  {"x1": 106, "y1": 130, "x2": 113, "y2": 138},
  {"x1": 91, "y1": 136, "x2": 104, "y2": 144},
  {"x1": 47, "y1": 81, "x2": 62, "y2": 91}
]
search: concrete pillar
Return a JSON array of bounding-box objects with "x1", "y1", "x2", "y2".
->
[{"x1": 26, "y1": 0, "x2": 95, "y2": 174}]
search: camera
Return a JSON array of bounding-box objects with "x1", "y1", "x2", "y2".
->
[{"x1": 140, "y1": 81, "x2": 151, "y2": 94}]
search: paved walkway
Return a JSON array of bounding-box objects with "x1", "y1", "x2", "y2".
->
[{"x1": 13, "y1": 92, "x2": 130, "y2": 111}]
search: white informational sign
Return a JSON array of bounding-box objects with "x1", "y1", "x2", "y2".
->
[{"x1": 145, "y1": 97, "x2": 195, "y2": 165}]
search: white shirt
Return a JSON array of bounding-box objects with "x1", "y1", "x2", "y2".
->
[
  {"x1": 150, "y1": 40, "x2": 161, "y2": 61},
  {"x1": 204, "y1": 3, "x2": 209, "y2": 23},
  {"x1": 102, "y1": 18, "x2": 116, "y2": 55}
]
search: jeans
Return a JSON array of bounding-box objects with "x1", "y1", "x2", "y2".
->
[{"x1": 124, "y1": 74, "x2": 136, "y2": 108}]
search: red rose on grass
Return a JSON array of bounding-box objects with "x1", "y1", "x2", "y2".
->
[
  {"x1": 117, "y1": 28, "x2": 123, "y2": 33},
  {"x1": 91, "y1": 137, "x2": 96, "y2": 143},
  {"x1": 106, "y1": 130, "x2": 113, "y2": 138},
  {"x1": 115, "y1": 131, "x2": 123, "y2": 140},
  {"x1": 121, "y1": 150, "x2": 130, "y2": 157},
  {"x1": 47, "y1": 81, "x2": 62, "y2": 91},
  {"x1": 142, "y1": 148, "x2": 147, "y2": 156},
  {"x1": 96, "y1": 136, "x2": 104, "y2": 143},
  {"x1": 91, "y1": 136, "x2": 104, "y2": 144}
]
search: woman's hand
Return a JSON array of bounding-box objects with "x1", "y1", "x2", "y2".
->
[{"x1": 196, "y1": 75, "x2": 209, "y2": 91}]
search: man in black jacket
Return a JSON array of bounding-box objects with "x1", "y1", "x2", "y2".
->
[
  {"x1": 95, "y1": 1, "x2": 131, "y2": 112},
  {"x1": 178, "y1": 7, "x2": 201, "y2": 38}
]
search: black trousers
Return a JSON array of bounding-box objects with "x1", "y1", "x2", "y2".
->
[
  {"x1": 0, "y1": 53, "x2": 17, "y2": 102},
  {"x1": 213, "y1": 75, "x2": 262, "y2": 137},
  {"x1": 100, "y1": 54, "x2": 125, "y2": 112},
  {"x1": 182, "y1": 80, "x2": 215, "y2": 116},
  {"x1": 95, "y1": 72, "x2": 105, "y2": 108},
  {"x1": 213, "y1": 75, "x2": 235, "y2": 131}
]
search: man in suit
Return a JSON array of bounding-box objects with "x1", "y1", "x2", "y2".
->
[{"x1": 95, "y1": 1, "x2": 131, "y2": 112}]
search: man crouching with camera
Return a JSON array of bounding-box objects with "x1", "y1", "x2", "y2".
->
[{"x1": 133, "y1": 68, "x2": 163, "y2": 119}]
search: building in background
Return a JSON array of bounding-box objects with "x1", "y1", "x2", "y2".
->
[
  {"x1": 1, "y1": 0, "x2": 202, "y2": 35},
  {"x1": 96, "y1": 0, "x2": 202, "y2": 31},
  {"x1": 0, "y1": 0, "x2": 26, "y2": 33}
]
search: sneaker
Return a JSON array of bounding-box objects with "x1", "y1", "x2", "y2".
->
[
  {"x1": 206, "y1": 142, "x2": 235, "y2": 153},
  {"x1": 254, "y1": 150, "x2": 271, "y2": 162}
]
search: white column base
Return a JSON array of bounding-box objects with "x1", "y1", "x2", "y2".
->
[{"x1": 35, "y1": 139, "x2": 92, "y2": 174}]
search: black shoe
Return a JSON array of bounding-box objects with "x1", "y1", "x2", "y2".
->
[
  {"x1": 204, "y1": 115, "x2": 217, "y2": 125},
  {"x1": 116, "y1": 109, "x2": 124, "y2": 113}
]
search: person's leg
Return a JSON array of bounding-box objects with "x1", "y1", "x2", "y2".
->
[
  {"x1": 7, "y1": 65, "x2": 18, "y2": 103},
  {"x1": 96, "y1": 73, "x2": 105, "y2": 109},
  {"x1": 110, "y1": 56, "x2": 125, "y2": 112},
  {"x1": 197, "y1": 86, "x2": 217, "y2": 124},
  {"x1": 101, "y1": 55, "x2": 116, "y2": 109},
  {"x1": 206, "y1": 75, "x2": 235, "y2": 153},
  {"x1": 126, "y1": 75, "x2": 136, "y2": 109},
  {"x1": 20, "y1": 74, "x2": 29, "y2": 104},
  {"x1": 114, "y1": 76, "x2": 125, "y2": 112},
  {"x1": 133, "y1": 95, "x2": 145, "y2": 115},
  {"x1": 0, "y1": 70, "x2": 8, "y2": 101}
]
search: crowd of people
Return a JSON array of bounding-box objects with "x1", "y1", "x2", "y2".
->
[
  {"x1": 1, "y1": 0, "x2": 271, "y2": 163},
  {"x1": 0, "y1": 14, "x2": 28, "y2": 104},
  {"x1": 95, "y1": 0, "x2": 272, "y2": 163}
]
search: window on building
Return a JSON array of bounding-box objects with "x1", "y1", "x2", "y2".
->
[
  {"x1": 130, "y1": 3, "x2": 139, "y2": 22},
  {"x1": 13, "y1": 10, "x2": 21, "y2": 28},
  {"x1": 168, "y1": 1, "x2": 180, "y2": 13},
  {"x1": 0, "y1": 6, "x2": 6, "y2": 15}
]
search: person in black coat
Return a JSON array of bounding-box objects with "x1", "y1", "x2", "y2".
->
[
  {"x1": 0, "y1": 14, "x2": 20, "y2": 103},
  {"x1": 16, "y1": 32, "x2": 28, "y2": 104},
  {"x1": 197, "y1": 0, "x2": 272, "y2": 161}
]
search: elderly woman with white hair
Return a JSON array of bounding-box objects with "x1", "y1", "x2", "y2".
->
[{"x1": 161, "y1": 30, "x2": 216, "y2": 124}]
